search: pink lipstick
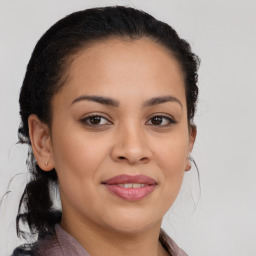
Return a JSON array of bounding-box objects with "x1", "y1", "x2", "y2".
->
[{"x1": 102, "y1": 175, "x2": 157, "y2": 201}]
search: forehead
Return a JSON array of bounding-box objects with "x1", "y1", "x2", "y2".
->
[{"x1": 56, "y1": 37, "x2": 186, "y2": 106}]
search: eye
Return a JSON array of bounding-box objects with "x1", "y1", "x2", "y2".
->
[
  {"x1": 146, "y1": 115, "x2": 176, "y2": 126},
  {"x1": 81, "y1": 115, "x2": 111, "y2": 126}
]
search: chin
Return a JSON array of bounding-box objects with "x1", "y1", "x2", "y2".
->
[{"x1": 101, "y1": 208, "x2": 161, "y2": 234}]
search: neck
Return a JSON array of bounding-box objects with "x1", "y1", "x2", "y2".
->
[{"x1": 60, "y1": 215, "x2": 168, "y2": 256}]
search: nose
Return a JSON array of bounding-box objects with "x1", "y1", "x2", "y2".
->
[{"x1": 110, "y1": 124, "x2": 152, "y2": 165}]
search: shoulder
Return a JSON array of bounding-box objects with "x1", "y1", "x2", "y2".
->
[
  {"x1": 11, "y1": 244, "x2": 38, "y2": 256},
  {"x1": 12, "y1": 224, "x2": 89, "y2": 256},
  {"x1": 159, "y1": 229, "x2": 188, "y2": 256},
  {"x1": 12, "y1": 231, "x2": 60, "y2": 256}
]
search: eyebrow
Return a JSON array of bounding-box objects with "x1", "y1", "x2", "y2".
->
[
  {"x1": 143, "y1": 96, "x2": 183, "y2": 108},
  {"x1": 71, "y1": 95, "x2": 119, "y2": 107},
  {"x1": 71, "y1": 95, "x2": 182, "y2": 108}
]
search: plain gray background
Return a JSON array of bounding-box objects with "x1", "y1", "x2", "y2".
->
[{"x1": 1, "y1": 0, "x2": 256, "y2": 255}]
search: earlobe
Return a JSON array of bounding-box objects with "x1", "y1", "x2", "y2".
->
[
  {"x1": 185, "y1": 157, "x2": 192, "y2": 172},
  {"x1": 28, "y1": 114, "x2": 54, "y2": 171}
]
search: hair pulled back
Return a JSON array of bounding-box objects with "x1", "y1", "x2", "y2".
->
[{"x1": 17, "y1": 6, "x2": 200, "y2": 239}]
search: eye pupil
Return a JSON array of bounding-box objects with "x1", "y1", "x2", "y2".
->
[
  {"x1": 151, "y1": 116, "x2": 162, "y2": 125},
  {"x1": 90, "y1": 116, "x2": 101, "y2": 125}
]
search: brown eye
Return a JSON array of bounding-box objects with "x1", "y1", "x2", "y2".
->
[
  {"x1": 81, "y1": 115, "x2": 111, "y2": 126},
  {"x1": 146, "y1": 115, "x2": 176, "y2": 126},
  {"x1": 151, "y1": 116, "x2": 163, "y2": 125},
  {"x1": 89, "y1": 116, "x2": 102, "y2": 125}
]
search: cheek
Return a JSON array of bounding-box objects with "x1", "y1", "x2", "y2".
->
[
  {"x1": 50, "y1": 122, "x2": 110, "y2": 185},
  {"x1": 50, "y1": 126, "x2": 111, "y2": 212},
  {"x1": 157, "y1": 132, "x2": 189, "y2": 172},
  {"x1": 155, "y1": 131, "x2": 189, "y2": 200}
]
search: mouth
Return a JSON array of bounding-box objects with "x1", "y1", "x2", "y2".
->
[{"x1": 102, "y1": 175, "x2": 157, "y2": 201}]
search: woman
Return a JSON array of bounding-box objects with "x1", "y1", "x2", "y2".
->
[{"x1": 13, "y1": 6, "x2": 199, "y2": 256}]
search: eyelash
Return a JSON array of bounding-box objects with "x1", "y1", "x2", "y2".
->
[
  {"x1": 80, "y1": 114, "x2": 112, "y2": 127},
  {"x1": 146, "y1": 115, "x2": 177, "y2": 127},
  {"x1": 80, "y1": 114, "x2": 176, "y2": 127}
]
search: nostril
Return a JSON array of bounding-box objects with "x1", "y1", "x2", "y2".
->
[
  {"x1": 141, "y1": 157, "x2": 149, "y2": 162},
  {"x1": 118, "y1": 156, "x2": 125, "y2": 160}
]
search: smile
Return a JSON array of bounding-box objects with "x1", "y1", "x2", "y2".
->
[
  {"x1": 117, "y1": 183, "x2": 146, "y2": 188},
  {"x1": 102, "y1": 175, "x2": 157, "y2": 201}
]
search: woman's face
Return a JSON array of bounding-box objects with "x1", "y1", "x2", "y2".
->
[{"x1": 47, "y1": 38, "x2": 196, "y2": 233}]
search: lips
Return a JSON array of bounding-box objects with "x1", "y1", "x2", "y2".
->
[{"x1": 102, "y1": 175, "x2": 157, "y2": 201}]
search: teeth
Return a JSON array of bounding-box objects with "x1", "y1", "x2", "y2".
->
[
  {"x1": 133, "y1": 183, "x2": 145, "y2": 188},
  {"x1": 124, "y1": 183, "x2": 133, "y2": 188},
  {"x1": 118, "y1": 183, "x2": 146, "y2": 188}
]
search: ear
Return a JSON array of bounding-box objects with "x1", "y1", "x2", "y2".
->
[
  {"x1": 185, "y1": 124, "x2": 197, "y2": 172},
  {"x1": 28, "y1": 114, "x2": 54, "y2": 171}
]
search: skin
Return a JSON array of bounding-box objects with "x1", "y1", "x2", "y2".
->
[{"x1": 29, "y1": 37, "x2": 196, "y2": 256}]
